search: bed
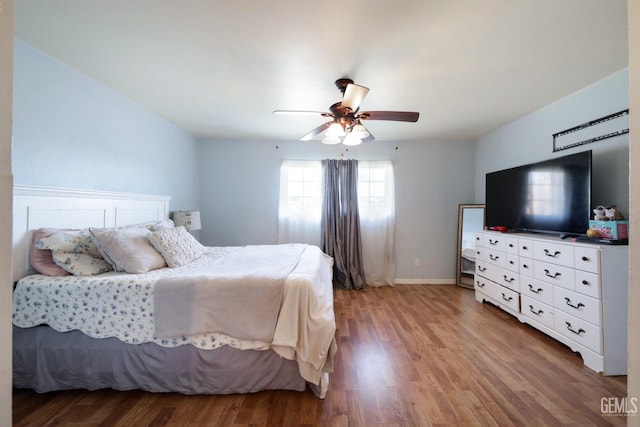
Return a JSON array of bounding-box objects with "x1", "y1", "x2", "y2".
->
[{"x1": 11, "y1": 185, "x2": 336, "y2": 398}]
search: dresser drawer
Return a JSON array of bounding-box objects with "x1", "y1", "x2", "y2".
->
[
  {"x1": 534, "y1": 260, "x2": 575, "y2": 290},
  {"x1": 554, "y1": 311, "x2": 602, "y2": 354},
  {"x1": 475, "y1": 233, "x2": 483, "y2": 247},
  {"x1": 486, "y1": 248, "x2": 507, "y2": 268},
  {"x1": 519, "y1": 257, "x2": 534, "y2": 277},
  {"x1": 574, "y1": 246, "x2": 600, "y2": 274},
  {"x1": 505, "y1": 254, "x2": 519, "y2": 273},
  {"x1": 505, "y1": 237, "x2": 519, "y2": 255},
  {"x1": 482, "y1": 263, "x2": 519, "y2": 292},
  {"x1": 518, "y1": 238, "x2": 534, "y2": 258},
  {"x1": 574, "y1": 270, "x2": 601, "y2": 299},
  {"x1": 476, "y1": 261, "x2": 512, "y2": 288},
  {"x1": 520, "y1": 276, "x2": 554, "y2": 306},
  {"x1": 521, "y1": 295, "x2": 554, "y2": 329},
  {"x1": 554, "y1": 287, "x2": 601, "y2": 326},
  {"x1": 479, "y1": 279, "x2": 520, "y2": 313},
  {"x1": 482, "y1": 233, "x2": 505, "y2": 251},
  {"x1": 533, "y1": 241, "x2": 574, "y2": 268}
]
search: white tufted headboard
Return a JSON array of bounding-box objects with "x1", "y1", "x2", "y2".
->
[{"x1": 12, "y1": 185, "x2": 171, "y2": 282}]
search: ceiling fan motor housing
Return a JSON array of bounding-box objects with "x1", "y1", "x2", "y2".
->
[{"x1": 334, "y1": 78, "x2": 354, "y2": 94}]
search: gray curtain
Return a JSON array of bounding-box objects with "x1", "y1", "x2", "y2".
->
[{"x1": 321, "y1": 159, "x2": 366, "y2": 290}]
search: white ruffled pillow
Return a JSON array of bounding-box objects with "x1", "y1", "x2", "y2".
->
[
  {"x1": 149, "y1": 226, "x2": 205, "y2": 268},
  {"x1": 91, "y1": 225, "x2": 167, "y2": 274},
  {"x1": 35, "y1": 229, "x2": 112, "y2": 276}
]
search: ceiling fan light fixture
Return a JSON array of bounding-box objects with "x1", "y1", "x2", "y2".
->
[
  {"x1": 342, "y1": 132, "x2": 362, "y2": 146},
  {"x1": 322, "y1": 136, "x2": 342, "y2": 145},
  {"x1": 351, "y1": 123, "x2": 369, "y2": 138},
  {"x1": 325, "y1": 122, "x2": 346, "y2": 137}
]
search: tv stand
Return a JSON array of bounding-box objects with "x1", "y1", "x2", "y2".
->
[{"x1": 473, "y1": 230, "x2": 628, "y2": 375}]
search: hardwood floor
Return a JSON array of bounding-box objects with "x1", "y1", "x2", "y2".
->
[{"x1": 13, "y1": 284, "x2": 627, "y2": 426}]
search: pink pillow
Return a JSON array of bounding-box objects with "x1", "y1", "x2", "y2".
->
[{"x1": 29, "y1": 228, "x2": 70, "y2": 276}]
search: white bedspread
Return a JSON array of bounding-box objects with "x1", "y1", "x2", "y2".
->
[
  {"x1": 154, "y1": 244, "x2": 305, "y2": 342},
  {"x1": 12, "y1": 245, "x2": 336, "y2": 385}
]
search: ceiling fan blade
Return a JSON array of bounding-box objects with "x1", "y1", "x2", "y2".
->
[
  {"x1": 341, "y1": 84, "x2": 370, "y2": 112},
  {"x1": 358, "y1": 111, "x2": 419, "y2": 122},
  {"x1": 361, "y1": 128, "x2": 375, "y2": 143},
  {"x1": 300, "y1": 122, "x2": 332, "y2": 141},
  {"x1": 273, "y1": 110, "x2": 330, "y2": 116}
]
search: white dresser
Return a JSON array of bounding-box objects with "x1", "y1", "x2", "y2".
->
[{"x1": 474, "y1": 230, "x2": 628, "y2": 375}]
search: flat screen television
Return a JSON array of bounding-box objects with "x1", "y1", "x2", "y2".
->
[{"x1": 485, "y1": 150, "x2": 592, "y2": 237}]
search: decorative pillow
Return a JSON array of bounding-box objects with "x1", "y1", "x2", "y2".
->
[
  {"x1": 29, "y1": 228, "x2": 70, "y2": 277},
  {"x1": 91, "y1": 225, "x2": 167, "y2": 274},
  {"x1": 50, "y1": 252, "x2": 113, "y2": 276},
  {"x1": 35, "y1": 229, "x2": 103, "y2": 258},
  {"x1": 36, "y1": 229, "x2": 112, "y2": 276},
  {"x1": 144, "y1": 219, "x2": 175, "y2": 231},
  {"x1": 149, "y1": 226, "x2": 205, "y2": 268}
]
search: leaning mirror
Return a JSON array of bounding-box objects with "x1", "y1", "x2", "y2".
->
[{"x1": 456, "y1": 204, "x2": 485, "y2": 289}]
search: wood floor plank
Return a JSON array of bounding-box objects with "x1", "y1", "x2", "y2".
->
[{"x1": 13, "y1": 285, "x2": 628, "y2": 426}]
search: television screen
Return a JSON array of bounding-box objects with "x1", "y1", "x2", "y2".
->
[{"x1": 485, "y1": 150, "x2": 592, "y2": 237}]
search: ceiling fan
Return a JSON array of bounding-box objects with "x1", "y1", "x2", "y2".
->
[{"x1": 273, "y1": 78, "x2": 419, "y2": 146}]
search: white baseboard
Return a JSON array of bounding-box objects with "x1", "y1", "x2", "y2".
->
[{"x1": 395, "y1": 279, "x2": 456, "y2": 285}]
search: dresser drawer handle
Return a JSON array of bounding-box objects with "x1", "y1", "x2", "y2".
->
[
  {"x1": 522, "y1": 245, "x2": 528, "y2": 250},
  {"x1": 503, "y1": 275, "x2": 515, "y2": 283},
  {"x1": 565, "y1": 322, "x2": 585, "y2": 335},
  {"x1": 475, "y1": 281, "x2": 485, "y2": 288},
  {"x1": 544, "y1": 249, "x2": 561, "y2": 258},
  {"x1": 508, "y1": 243, "x2": 515, "y2": 248},
  {"x1": 565, "y1": 298, "x2": 585, "y2": 310},
  {"x1": 489, "y1": 239, "x2": 499, "y2": 246},
  {"x1": 501, "y1": 293, "x2": 513, "y2": 302},
  {"x1": 528, "y1": 305, "x2": 543, "y2": 315},
  {"x1": 509, "y1": 260, "x2": 515, "y2": 265},
  {"x1": 528, "y1": 284, "x2": 543, "y2": 294},
  {"x1": 544, "y1": 269, "x2": 561, "y2": 279},
  {"x1": 478, "y1": 266, "x2": 487, "y2": 272},
  {"x1": 581, "y1": 280, "x2": 590, "y2": 286},
  {"x1": 581, "y1": 256, "x2": 590, "y2": 262},
  {"x1": 522, "y1": 263, "x2": 529, "y2": 269},
  {"x1": 489, "y1": 254, "x2": 500, "y2": 261}
]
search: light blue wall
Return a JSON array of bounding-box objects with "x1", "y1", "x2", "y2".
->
[
  {"x1": 199, "y1": 138, "x2": 476, "y2": 281},
  {"x1": 12, "y1": 39, "x2": 201, "y2": 211},
  {"x1": 475, "y1": 68, "x2": 630, "y2": 217},
  {"x1": 14, "y1": 39, "x2": 628, "y2": 282}
]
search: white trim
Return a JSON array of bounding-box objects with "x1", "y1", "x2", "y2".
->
[{"x1": 395, "y1": 278, "x2": 457, "y2": 285}]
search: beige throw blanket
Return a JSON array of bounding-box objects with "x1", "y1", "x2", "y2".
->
[{"x1": 153, "y1": 244, "x2": 306, "y2": 342}]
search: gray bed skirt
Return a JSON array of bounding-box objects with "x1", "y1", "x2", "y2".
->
[{"x1": 13, "y1": 325, "x2": 308, "y2": 395}]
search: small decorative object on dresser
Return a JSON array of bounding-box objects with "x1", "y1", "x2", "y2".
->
[
  {"x1": 474, "y1": 230, "x2": 628, "y2": 375},
  {"x1": 589, "y1": 205, "x2": 629, "y2": 240}
]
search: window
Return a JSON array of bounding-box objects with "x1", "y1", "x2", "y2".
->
[
  {"x1": 278, "y1": 159, "x2": 395, "y2": 285},
  {"x1": 280, "y1": 161, "x2": 322, "y2": 217},
  {"x1": 358, "y1": 162, "x2": 394, "y2": 220},
  {"x1": 277, "y1": 160, "x2": 322, "y2": 245}
]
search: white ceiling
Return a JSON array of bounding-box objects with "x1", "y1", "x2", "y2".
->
[{"x1": 14, "y1": 0, "x2": 628, "y2": 143}]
